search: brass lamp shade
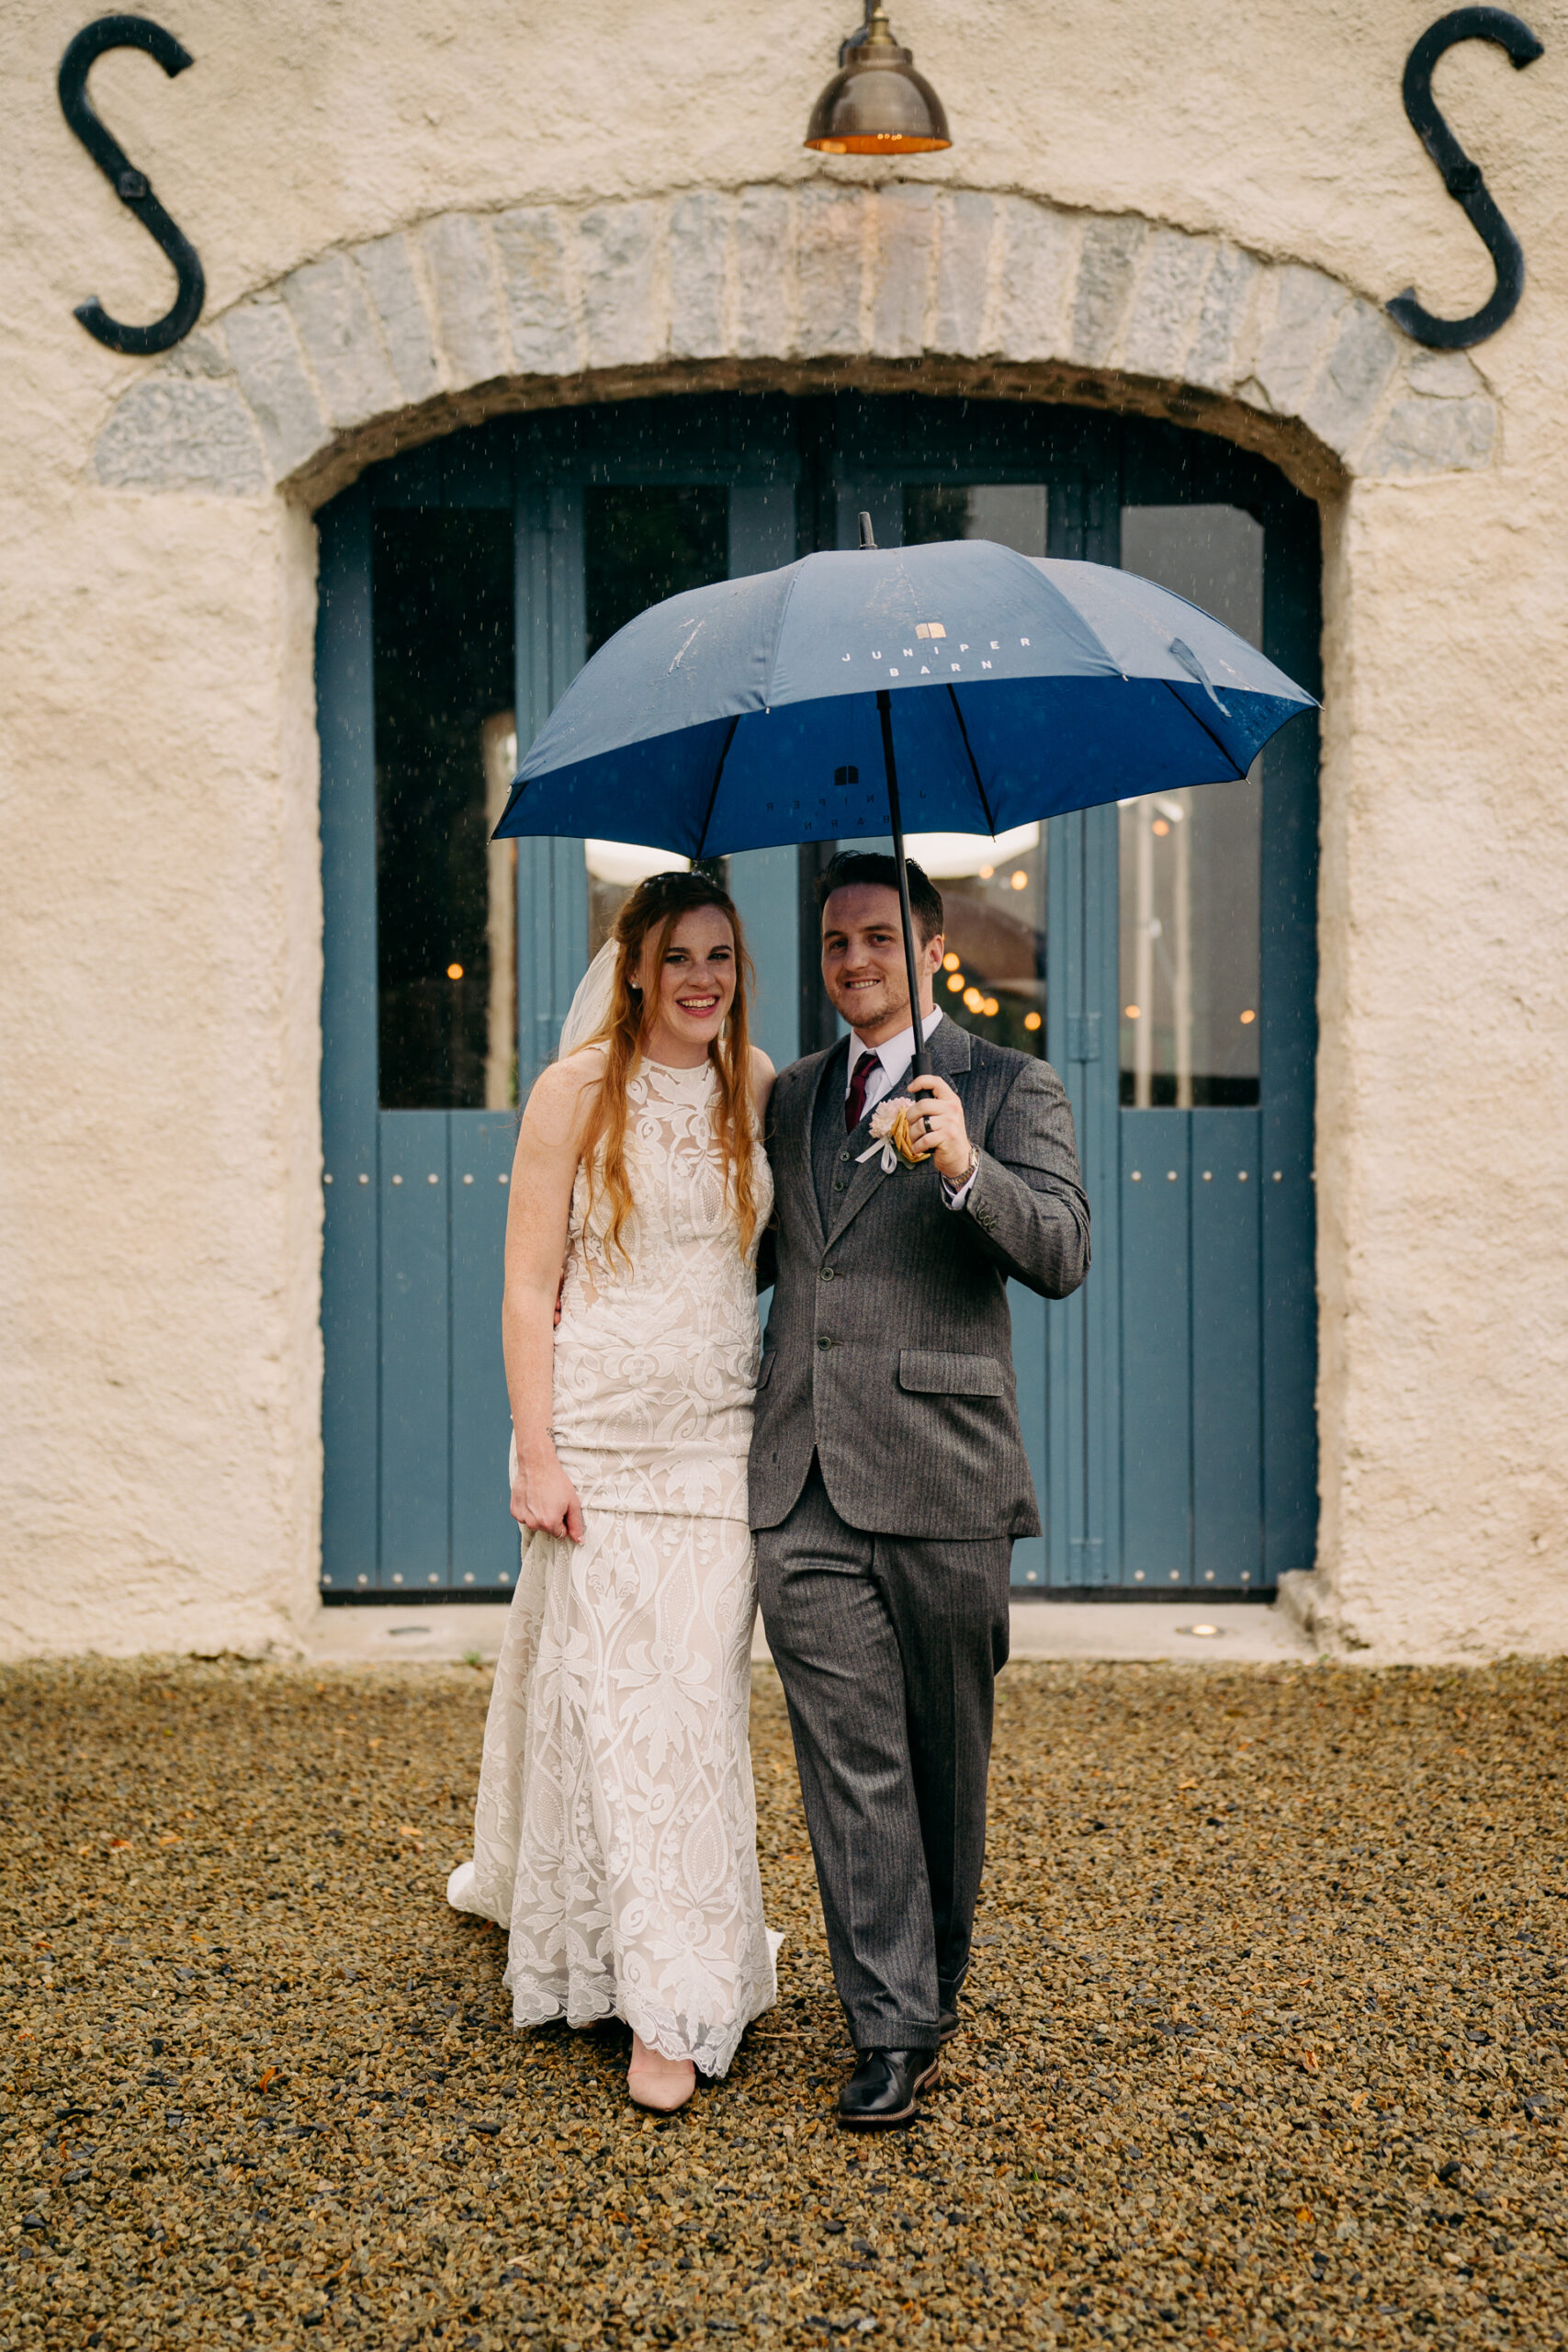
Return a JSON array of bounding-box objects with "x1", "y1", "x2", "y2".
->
[{"x1": 804, "y1": 4, "x2": 952, "y2": 154}]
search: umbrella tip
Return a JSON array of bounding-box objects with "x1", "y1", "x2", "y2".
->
[{"x1": 857, "y1": 510, "x2": 877, "y2": 549}]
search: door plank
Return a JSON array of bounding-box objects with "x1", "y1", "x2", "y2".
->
[
  {"x1": 1120, "y1": 1109, "x2": 1192, "y2": 1588},
  {"x1": 1190, "y1": 1109, "x2": 1263, "y2": 1589},
  {"x1": 378, "y1": 1111, "x2": 451, "y2": 1589},
  {"x1": 450, "y1": 1114, "x2": 522, "y2": 1591}
]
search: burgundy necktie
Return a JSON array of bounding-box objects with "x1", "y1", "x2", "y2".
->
[{"x1": 844, "y1": 1051, "x2": 876, "y2": 1134}]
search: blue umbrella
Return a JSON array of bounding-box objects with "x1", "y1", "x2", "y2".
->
[{"x1": 494, "y1": 521, "x2": 1314, "y2": 1076}]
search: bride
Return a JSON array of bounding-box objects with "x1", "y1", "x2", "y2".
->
[{"x1": 446, "y1": 867, "x2": 778, "y2": 2113}]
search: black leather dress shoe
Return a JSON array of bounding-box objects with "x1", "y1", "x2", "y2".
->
[
  {"x1": 837, "y1": 2048, "x2": 939, "y2": 2128},
  {"x1": 937, "y1": 2006, "x2": 961, "y2": 2043}
]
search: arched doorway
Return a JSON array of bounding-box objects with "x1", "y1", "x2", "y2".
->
[{"x1": 316, "y1": 390, "x2": 1319, "y2": 1599}]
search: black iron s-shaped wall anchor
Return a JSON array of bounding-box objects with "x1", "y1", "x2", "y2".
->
[
  {"x1": 1387, "y1": 7, "x2": 1543, "y2": 350},
  {"x1": 59, "y1": 14, "x2": 205, "y2": 356}
]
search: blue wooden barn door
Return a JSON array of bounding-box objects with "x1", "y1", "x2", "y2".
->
[
  {"x1": 319, "y1": 395, "x2": 1319, "y2": 1600},
  {"x1": 318, "y1": 410, "x2": 805, "y2": 1595},
  {"x1": 1111, "y1": 461, "x2": 1320, "y2": 1593}
]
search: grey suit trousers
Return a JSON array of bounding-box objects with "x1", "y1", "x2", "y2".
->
[{"x1": 756, "y1": 1461, "x2": 1011, "y2": 2051}]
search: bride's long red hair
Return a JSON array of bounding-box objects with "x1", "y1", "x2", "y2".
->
[{"x1": 575, "y1": 870, "x2": 759, "y2": 1271}]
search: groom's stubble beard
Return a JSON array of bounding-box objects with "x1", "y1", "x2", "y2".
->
[{"x1": 820, "y1": 942, "x2": 940, "y2": 1047}]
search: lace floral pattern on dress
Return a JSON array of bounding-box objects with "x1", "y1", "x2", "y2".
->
[{"x1": 447, "y1": 1057, "x2": 778, "y2": 2075}]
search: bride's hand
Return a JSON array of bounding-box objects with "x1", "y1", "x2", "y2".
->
[{"x1": 512, "y1": 1450, "x2": 585, "y2": 1544}]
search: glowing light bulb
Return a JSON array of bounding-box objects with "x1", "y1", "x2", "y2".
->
[
  {"x1": 1239, "y1": 1008, "x2": 1256, "y2": 1024},
  {"x1": 977, "y1": 864, "x2": 994, "y2": 879},
  {"x1": 982, "y1": 997, "x2": 999, "y2": 1018},
  {"x1": 446, "y1": 963, "x2": 465, "y2": 980},
  {"x1": 1010, "y1": 870, "x2": 1028, "y2": 890},
  {"x1": 963, "y1": 987, "x2": 984, "y2": 1013},
  {"x1": 942, "y1": 950, "x2": 960, "y2": 972},
  {"x1": 1124, "y1": 1003, "x2": 1141, "y2": 1020},
  {"x1": 946, "y1": 971, "x2": 964, "y2": 993},
  {"x1": 1023, "y1": 1011, "x2": 1042, "y2": 1033},
  {"x1": 1152, "y1": 818, "x2": 1170, "y2": 837}
]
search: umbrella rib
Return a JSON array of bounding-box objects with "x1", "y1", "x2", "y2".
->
[
  {"x1": 1160, "y1": 677, "x2": 1248, "y2": 783},
  {"x1": 945, "y1": 685, "x2": 997, "y2": 837},
  {"x1": 695, "y1": 714, "x2": 740, "y2": 860}
]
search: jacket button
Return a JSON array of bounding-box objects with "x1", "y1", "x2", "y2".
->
[
  {"x1": 817, "y1": 1335, "x2": 833, "y2": 1350},
  {"x1": 820, "y1": 1266, "x2": 836, "y2": 1281},
  {"x1": 833, "y1": 1179, "x2": 846, "y2": 1191},
  {"x1": 839, "y1": 1150, "x2": 851, "y2": 1162}
]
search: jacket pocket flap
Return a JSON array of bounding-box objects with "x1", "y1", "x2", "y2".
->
[
  {"x1": 755, "y1": 1351, "x2": 775, "y2": 1389},
  {"x1": 897, "y1": 1350, "x2": 1006, "y2": 1397}
]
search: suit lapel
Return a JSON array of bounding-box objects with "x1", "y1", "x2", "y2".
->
[
  {"x1": 826, "y1": 1015, "x2": 973, "y2": 1245},
  {"x1": 793, "y1": 1042, "x2": 845, "y2": 1250}
]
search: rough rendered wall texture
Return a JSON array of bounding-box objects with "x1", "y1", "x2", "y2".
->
[{"x1": 2, "y1": 1, "x2": 1565, "y2": 1660}]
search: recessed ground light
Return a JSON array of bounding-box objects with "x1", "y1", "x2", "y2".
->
[{"x1": 1177, "y1": 1623, "x2": 1223, "y2": 1638}]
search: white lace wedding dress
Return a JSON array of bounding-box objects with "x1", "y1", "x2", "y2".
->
[{"x1": 446, "y1": 1055, "x2": 778, "y2": 2075}]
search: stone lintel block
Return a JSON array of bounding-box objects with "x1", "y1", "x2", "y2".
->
[
  {"x1": 93, "y1": 379, "x2": 269, "y2": 495},
  {"x1": 282, "y1": 252, "x2": 400, "y2": 432},
  {"x1": 493, "y1": 206, "x2": 584, "y2": 378},
  {"x1": 1253, "y1": 262, "x2": 1346, "y2": 417},
  {"x1": 872, "y1": 184, "x2": 937, "y2": 359},
  {"x1": 734, "y1": 186, "x2": 792, "y2": 361},
  {"x1": 158, "y1": 330, "x2": 234, "y2": 381},
  {"x1": 1071, "y1": 213, "x2": 1146, "y2": 368},
  {"x1": 1118, "y1": 225, "x2": 1212, "y2": 381},
  {"x1": 579, "y1": 199, "x2": 663, "y2": 370},
  {"x1": 220, "y1": 299, "x2": 327, "y2": 478},
  {"x1": 933, "y1": 189, "x2": 995, "y2": 356},
  {"x1": 1187, "y1": 242, "x2": 1262, "y2": 392},
  {"x1": 994, "y1": 197, "x2": 1077, "y2": 363},
  {"x1": 1404, "y1": 347, "x2": 1485, "y2": 398},
  {"x1": 1298, "y1": 297, "x2": 1404, "y2": 461},
  {"x1": 795, "y1": 185, "x2": 866, "y2": 356},
  {"x1": 1366, "y1": 393, "x2": 1495, "y2": 476},
  {"x1": 668, "y1": 189, "x2": 729, "y2": 359},
  {"x1": 421, "y1": 213, "x2": 508, "y2": 388},
  {"x1": 355, "y1": 233, "x2": 444, "y2": 402}
]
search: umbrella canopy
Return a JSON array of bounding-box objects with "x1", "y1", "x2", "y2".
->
[
  {"x1": 494, "y1": 537, "x2": 1314, "y2": 858},
  {"x1": 493, "y1": 533, "x2": 1314, "y2": 1077}
]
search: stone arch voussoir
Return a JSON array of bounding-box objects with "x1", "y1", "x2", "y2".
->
[{"x1": 91, "y1": 185, "x2": 1497, "y2": 503}]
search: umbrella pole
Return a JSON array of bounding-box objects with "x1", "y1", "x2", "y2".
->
[{"x1": 876, "y1": 687, "x2": 932, "y2": 1081}]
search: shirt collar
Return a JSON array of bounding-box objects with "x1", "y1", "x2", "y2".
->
[{"x1": 847, "y1": 1005, "x2": 944, "y2": 1082}]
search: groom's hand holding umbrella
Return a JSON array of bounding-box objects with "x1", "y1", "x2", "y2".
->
[{"x1": 905, "y1": 1074, "x2": 973, "y2": 1185}]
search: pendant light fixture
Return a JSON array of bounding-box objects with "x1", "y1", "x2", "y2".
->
[{"x1": 804, "y1": 2, "x2": 952, "y2": 155}]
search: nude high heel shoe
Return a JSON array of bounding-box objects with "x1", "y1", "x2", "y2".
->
[{"x1": 627, "y1": 2030, "x2": 695, "y2": 2114}]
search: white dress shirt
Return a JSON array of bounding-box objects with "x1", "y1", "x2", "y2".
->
[{"x1": 845, "y1": 1008, "x2": 978, "y2": 1209}]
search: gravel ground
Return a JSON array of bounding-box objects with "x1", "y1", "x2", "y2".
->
[{"x1": 4, "y1": 1655, "x2": 1567, "y2": 2352}]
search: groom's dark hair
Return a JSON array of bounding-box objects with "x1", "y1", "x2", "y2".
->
[{"x1": 816, "y1": 851, "x2": 944, "y2": 945}]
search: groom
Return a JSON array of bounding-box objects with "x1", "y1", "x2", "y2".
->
[{"x1": 752, "y1": 851, "x2": 1090, "y2": 2127}]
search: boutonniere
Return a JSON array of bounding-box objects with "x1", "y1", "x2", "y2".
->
[{"x1": 856, "y1": 1095, "x2": 931, "y2": 1173}]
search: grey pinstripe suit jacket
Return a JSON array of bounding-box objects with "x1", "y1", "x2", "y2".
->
[{"x1": 750, "y1": 1012, "x2": 1090, "y2": 1541}]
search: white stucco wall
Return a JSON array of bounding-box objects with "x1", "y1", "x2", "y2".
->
[{"x1": 2, "y1": 1, "x2": 1564, "y2": 1661}]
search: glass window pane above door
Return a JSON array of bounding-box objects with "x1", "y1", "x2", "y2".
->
[
  {"x1": 1121, "y1": 503, "x2": 1263, "y2": 647},
  {"x1": 373, "y1": 510, "x2": 514, "y2": 1111},
  {"x1": 584, "y1": 485, "x2": 728, "y2": 658},
  {"x1": 904, "y1": 482, "x2": 1048, "y2": 555},
  {"x1": 1117, "y1": 782, "x2": 1260, "y2": 1105},
  {"x1": 580, "y1": 485, "x2": 728, "y2": 952},
  {"x1": 908, "y1": 823, "x2": 1046, "y2": 1057},
  {"x1": 1118, "y1": 503, "x2": 1265, "y2": 1109}
]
